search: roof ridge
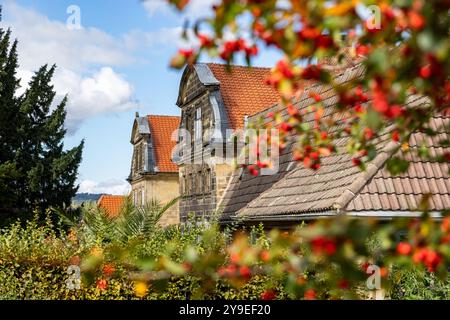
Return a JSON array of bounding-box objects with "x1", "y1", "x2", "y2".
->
[
  {"x1": 205, "y1": 62, "x2": 272, "y2": 70},
  {"x1": 249, "y1": 62, "x2": 365, "y2": 119},
  {"x1": 147, "y1": 114, "x2": 181, "y2": 118},
  {"x1": 235, "y1": 139, "x2": 400, "y2": 218}
]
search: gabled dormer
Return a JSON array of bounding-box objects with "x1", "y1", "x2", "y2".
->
[{"x1": 129, "y1": 113, "x2": 180, "y2": 182}]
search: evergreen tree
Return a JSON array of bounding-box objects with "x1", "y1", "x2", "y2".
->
[
  {"x1": 0, "y1": 28, "x2": 21, "y2": 210},
  {"x1": 0, "y1": 18, "x2": 84, "y2": 217}
]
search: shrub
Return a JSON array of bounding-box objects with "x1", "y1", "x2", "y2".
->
[{"x1": 0, "y1": 206, "x2": 448, "y2": 300}]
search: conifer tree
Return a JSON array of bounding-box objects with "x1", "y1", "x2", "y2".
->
[
  {"x1": 0, "y1": 28, "x2": 21, "y2": 210},
  {"x1": 0, "y1": 10, "x2": 84, "y2": 217}
]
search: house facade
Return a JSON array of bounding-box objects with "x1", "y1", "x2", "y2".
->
[
  {"x1": 126, "y1": 58, "x2": 449, "y2": 227},
  {"x1": 173, "y1": 63, "x2": 279, "y2": 222},
  {"x1": 219, "y1": 63, "x2": 450, "y2": 227},
  {"x1": 128, "y1": 114, "x2": 181, "y2": 226}
]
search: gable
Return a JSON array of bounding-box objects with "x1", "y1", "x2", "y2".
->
[
  {"x1": 177, "y1": 64, "x2": 219, "y2": 107},
  {"x1": 130, "y1": 116, "x2": 151, "y2": 144}
]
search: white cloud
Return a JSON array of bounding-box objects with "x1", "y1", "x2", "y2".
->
[
  {"x1": 2, "y1": 1, "x2": 133, "y2": 72},
  {"x1": 143, "y1": 0, "x2": 171, "y2": 16},
  {"x1": 1, "y1": 1, "x2": 186, "y2": 132},
  {"x1": 143, "y1": 0, "x2": 219, "y2": 18},
  {"x1": 122, "y1": 27, "x2": 187, "y2": 50},
  {"x1": 79, "y1": 179, "x2": 131, "y2": 195},
  {"x1": 53, "y1": 67, "x2": 140, "y2": 132}
]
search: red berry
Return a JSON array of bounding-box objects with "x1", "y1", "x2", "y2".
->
[
  {"x1": 356, "y1": 44, "x2": 370, "y2": 56},
  {"x1": 424, "y1": 250, "x2": 441, "y2": 272},
  {"x1": 260, "y1": 250, "x2": 270, "y2": 262},
  {"x1": 396, "y1": 242, "x2": 412, "y2": 255},
  {"x1": 420, "y1": 65, "x2": 432, "y2": 78},
  {"x1": 392, "y1": 131, "x2": 400, "y2": 142},
  {"x1": 102, "y1": 264, "x2": 115, "y2": 277},
  {"x1": 413, "y1": 248, "x2": 427, "y2": 264},
  {"x1": 239, "y1": 266, "x2": 251, "y2": 278},
  {"x1": 364, "y1": 128, "x2": 374, "y2": 140},
  {"x1": 441, "y1": 217, "x2": 450, "y2": 233},
  {"x1": 310, "y1": 152, "x2": 319, "y2": 161},
  {"x1": 310, "y1": 92, "x2": 322, "y2": 102},
  {"x1": 287, "y1": 104, "x2": 299, "y2": 116},
  {"x1": 387, "y1": 105, "x2": 403, "y2": 118},
  {"x1": 96, "y1": 279, "x2": 108, "y2": 290},
  {"x1": 230, "y1": 253, "x2": 240, "y2": 263},
  {"x1": 303, "y1": 156, "x2": 311, "y2": 168},
  {"x1": 280, "y1": 122, "x2": 293, "y2": 133},
  {"x1": 198, "y1": 34, "x2": 213, "y2": 48},
  {"x1": 408, "y1": 11, "x2": 425, "y2": 30},
  {"x1": 304, "y1": 289, "x2": 316, "y2": 300},
  {"x1": 338, "y1": 279, "x2": 349, "y2": 290},
  {"x1": 352, "y1": 158, "x2": 362, "y2": 166},
  {"x1": 261, "y1": 290, "x2": 276, "y2": 300},
  {"x1": 179, "y1": 49, "x2": 194, "y2": 58},
  {"x1": 359, "y1": 149, "x2": 368, "y2": 157}
]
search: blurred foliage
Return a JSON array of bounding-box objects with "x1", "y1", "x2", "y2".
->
[{"x1": 0, "y1": 204, "x2": 448, "y2": 300}]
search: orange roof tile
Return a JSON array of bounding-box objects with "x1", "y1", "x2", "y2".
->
[
  {"x1": 98, "y1": 195, "x2": 126, "y2": 218},
  {"x1": 147, "y1": 115, "x2": 180, "y2": 172},
  {"x1": 206, "y1": 63, "x2": 280, "y2": 130}
]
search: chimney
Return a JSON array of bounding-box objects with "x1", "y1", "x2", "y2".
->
[{"x1": 135, "y1": 112, "x2": 140, "y2": 118}]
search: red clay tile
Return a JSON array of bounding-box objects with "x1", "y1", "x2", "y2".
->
[
  {"x1": 207, "y1": 63, "x2": 280, "y2": 130},
  {"x1": 147, "y1": 115, "x2": 180, "y2": 173},
  {"x1": 98, "y1": 195, "x2": 126, "y2": 218}
]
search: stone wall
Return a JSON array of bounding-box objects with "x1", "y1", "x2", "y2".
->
[{"x1": 178, "y1": 68, "x2": 234, "y2": 221}]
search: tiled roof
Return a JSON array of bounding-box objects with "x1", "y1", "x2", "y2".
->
[
  {"x1": 98, "y1": 195, "x2": 126, "y2": 218},
  {"x1": 206, "y1": 63, "x2": 280, "y2": 130},
  {"x1": 347, "y1": 119, "x2": 450, "y2": 212},
  {"x1": 147, "y1": 115, "x2": 180, "y2": 173},
  {"x1": 220, "y1": 64, "x2": 450, "y2": 222}
]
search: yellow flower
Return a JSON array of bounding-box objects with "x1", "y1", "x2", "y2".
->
[{"x1": 134, "y1": 281, "x2": 148, "y2": 298}]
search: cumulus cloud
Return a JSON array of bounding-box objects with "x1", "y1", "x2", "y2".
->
[
  {"x1": 143, "y1": 0, "x2": 171, "y2": 16},
  {"x1": 143, "y1": 0, "x2": 219, "y2": 18},
  {"x1": 53, "y1": 67, "x2": 140, "y2": 132},
  {"x1": 79, "y1": 179, "x2": 131, "y2": 195},
  {"x1": 123, "y1": 27, "x2": 186, "y2": 50},
  {"x1": 0, "y1": 1, "x2": 181, "y2": 132},
  {"x1": 2, "y1": 1, "x2": 133, "y2": 72}
]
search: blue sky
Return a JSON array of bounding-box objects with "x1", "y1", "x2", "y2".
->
[{"x1": 1, "y1": 0, "x2": 280, "y2": 194}]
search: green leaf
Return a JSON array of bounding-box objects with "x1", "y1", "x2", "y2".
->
[{"x1": 386, "y1": 157, "x2": 410, "y2": 175}]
